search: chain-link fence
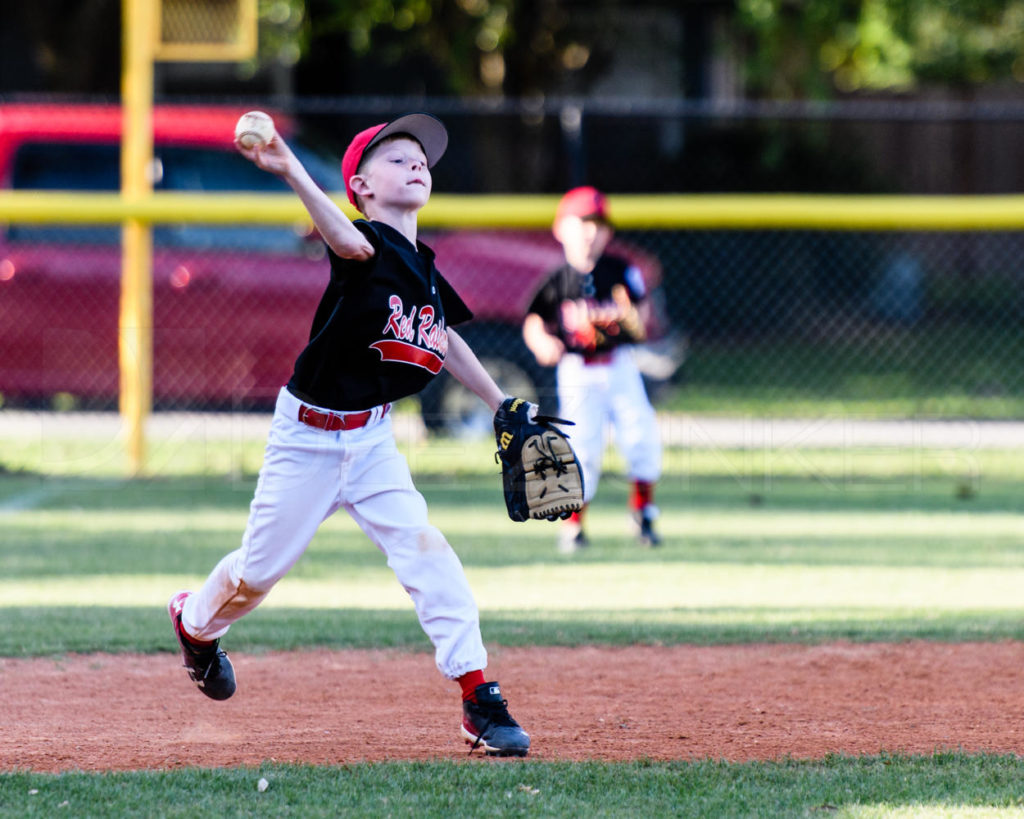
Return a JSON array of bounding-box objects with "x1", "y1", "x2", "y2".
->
[
  {"x1": 630, "y1": 228, "x2": 1024, "y2": 415},
  {"x1": 1, "y1": 100, "x2": 1022, "y2": 438},
  {"x1": 3, "y1": 220, "x2": 1022, "y2": 427}
]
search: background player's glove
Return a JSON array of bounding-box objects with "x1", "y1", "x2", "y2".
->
[{"x1": 493, "y1": 397, "x2": 584, "y2": 522}]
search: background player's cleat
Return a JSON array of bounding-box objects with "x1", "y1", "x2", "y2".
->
[
  {"x1": 634, "y1": 504, "x2": 662, "y2": 547},
  {"x1": 461, "y1": 681, "x2": 530, "y2": 757},
  {"x1": 167, "y1": 591, "x2": 236, "y2": 701},
  {"x1": 558, "y1": 520, "x2": 589, "y2": 554}
]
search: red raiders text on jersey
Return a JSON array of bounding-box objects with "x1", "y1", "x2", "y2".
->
[{"x1": 370, "y1": 296, "x2": 449, "y2": 375}]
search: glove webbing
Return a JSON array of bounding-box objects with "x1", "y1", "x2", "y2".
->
[{"x1": 527, "y1": 434, "x2": 571, "y2": 492}]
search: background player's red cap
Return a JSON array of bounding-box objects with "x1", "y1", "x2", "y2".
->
[
  {"x1": 554, "y1": 186, "x2": 611, "y2": 227},
  {"x1": 341, "y1": 113, "x2": 448, "y2": 207}
]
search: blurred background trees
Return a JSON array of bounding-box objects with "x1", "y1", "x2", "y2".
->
[
  {"x1": 1, "y1": 1, "x2": 1022, "y2": 193},
  {"x1": 5, "y1": 0, "x2": 1023, "y2": 98},
  {"x1": 737, "y1": 0, "x2": 1024, "y2": 97}
]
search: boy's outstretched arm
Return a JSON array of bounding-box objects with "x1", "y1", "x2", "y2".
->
[
  {"x1": 444, "y1": 329, "x2": 506, "y2": 412},
  {"x1": 236, "y1": 132, "x2": 374, "y2": 261}
]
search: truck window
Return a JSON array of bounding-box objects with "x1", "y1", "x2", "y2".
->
[
  {"x1": 9, "y1": 143, "x2": 120, "y2": 244},
  {"x1": 153, "y1": 146, "x2": 304, "y2": 252},
  {"x1": 12, "y1": 143, "x2": 120, "y2": 191},
  {"x1": 159, "y1": 146, "x2": 291, "y2": 193},
  {"x1": 6, "y1": 142, "x2": 334, "y2": 254}
]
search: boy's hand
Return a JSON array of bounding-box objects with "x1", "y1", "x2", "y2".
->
[
  {"x1": 236, "y1": 132, "x2": 295, "y2": 177},
  {"x1": 531, "y1": 334, "x2": 565, "y2": 366},
  {"x1": 559, "y1": 300, "x2": 598, "y2": 351}
]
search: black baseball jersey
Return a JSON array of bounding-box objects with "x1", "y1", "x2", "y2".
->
[
  {"x1": 527, "y1": 254, "x2": 646, "y2": 355},
  {"x1": 287, "y1": 220, "x2": 473, "y2": 411}
]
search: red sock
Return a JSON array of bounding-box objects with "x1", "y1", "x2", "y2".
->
[
  {"x1": 457, "y1": 669, "x2": 487, "y2": 702},
  {"x1": 631, "y1": 480, "x2": 654, "y2": 511},
  {"x1": 182, "y1": 628, "x2": 215, "y2": 649},
  {"x1": 175, "y1": 612, "x2": 216, "y2": 648},
  {"x1": 569, "y1": 503, "x2": 588, "y2": 526}
]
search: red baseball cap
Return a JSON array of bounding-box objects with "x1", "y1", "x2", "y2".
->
[
  {"x1": 554, "y1": 186, "x2": 611, "y2": 227},
  {"x1": 341, "y1": 113, "x2": 448, "y2": 207}
]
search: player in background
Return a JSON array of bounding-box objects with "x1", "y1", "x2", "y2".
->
[
  {"x1": 523, "y1": 187, "x2": 663, "y2": 554},
  {"x1": 167, "y1": 113, "x2": 530, "y2": 757}
]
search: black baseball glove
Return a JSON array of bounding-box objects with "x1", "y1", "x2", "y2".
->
[{"x1": 493, "y1": 397, "x2": 584, "y2": 522}]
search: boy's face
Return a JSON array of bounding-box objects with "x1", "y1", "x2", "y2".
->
[
  {"x1": 554, "y1": 215, "x2": 613, "y2": 270},
  {"x1": 352, "y1": 137, "x2": 431, "y2": 213}
]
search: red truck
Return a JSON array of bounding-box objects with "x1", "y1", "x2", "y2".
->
[{"x1": 0, "y1": 103, "x2": 680, "y2": 434}]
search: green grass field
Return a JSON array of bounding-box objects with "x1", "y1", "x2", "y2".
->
[
  {"x1": 1, "y1": 420, "x2": 1023, "y2": 817},
  {"x1": 659, "y1": 326, "x2": 1024, "y2": 419}
]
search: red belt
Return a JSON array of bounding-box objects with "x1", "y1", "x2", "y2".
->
[
  {"x1": 583, "y1": 352, "x2": 614, "y2": 366},
  {"x1": 298, "y1": 403, "x2": 390, "y2": 432}
]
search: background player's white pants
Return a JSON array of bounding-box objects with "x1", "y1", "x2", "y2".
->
[
  {"x1": 557, "y1": 348, "x2": 662, "y2": 504},
  {"x1": 181, "y1": 387, "x2": 488, "y2": 680}
]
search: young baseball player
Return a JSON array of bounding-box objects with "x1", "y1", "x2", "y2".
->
[
  {"x1": 167, "y1": 113, "x2": 530, "y2": 757},
  {"x1": 523, "y1": 186, "x2": 663, "y2": 554}
]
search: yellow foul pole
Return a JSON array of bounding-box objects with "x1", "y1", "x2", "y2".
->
[{"x1": 120, "y1": 0, "x2": 155, "y2": 475}]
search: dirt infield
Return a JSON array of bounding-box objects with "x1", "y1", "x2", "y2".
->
[{"x1": 4, "y1": 642, "x2": 1024, "y2": 772}]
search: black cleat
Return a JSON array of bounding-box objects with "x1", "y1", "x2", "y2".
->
[
  {"x1": 558, "y1": 521, "x2": 590, "y2": 555},
  {"x1": 461, "y1": 681, "x2": 530, "y2": 757},
  {"x1": 168, "y1": 591, "x2": 236, "y2": 701},
  {"x1": 634, "y1": 505, "x2": 662, "y2": 547}
]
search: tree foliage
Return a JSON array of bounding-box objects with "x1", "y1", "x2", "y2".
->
[
  {"x1": 304, "y1": 0, "x2": 621, "y2": 95},
  {"x1": 4, "y1": 0, "x2": 1023, "y2": 99},
  {"x1": 737, "y1": 0, "x2": 1024, "y2": 97},
  {"x1": 299, "y1": 0, "x2": 1024, "y2": 98}
]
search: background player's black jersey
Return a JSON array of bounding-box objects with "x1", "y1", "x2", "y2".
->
[
  {"x1": 527, "y1": 254, "x2": 646, "y2": 356},
  {"x1": 288, "y1": 220, "x2": 472, "y2": 411}
]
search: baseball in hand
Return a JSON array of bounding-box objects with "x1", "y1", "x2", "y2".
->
[{"x1": 235, "y1": 111, "x2": 275, "y2": 149}]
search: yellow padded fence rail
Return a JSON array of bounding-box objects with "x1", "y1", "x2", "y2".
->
[{"x1": 1, "y1": 192, "x2": 1024, "y2": 230}]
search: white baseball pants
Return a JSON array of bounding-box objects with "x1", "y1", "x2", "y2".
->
[
  {"x1": 556, "y1": 347, "x2": 662, "y2": 503},
  {"x1": 181, "y1": 387, "x2": 488, "y2": 680}
]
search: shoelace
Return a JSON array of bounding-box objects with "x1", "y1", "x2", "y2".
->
[
  {"x1": 467, "y1": 699, "x2": 516, "y2": 755},
  {"x1": 195, "y1": 648, "x2": 226, "y2": 682},
  {"x1": 528, "y1": 434, "x2": 569, "y2": 481},
  {"x1": 468, "y1": 717, "x2": 492, "y2": 755}
]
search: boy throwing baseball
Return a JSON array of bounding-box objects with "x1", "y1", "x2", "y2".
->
[
  {"x1": 523, "y1": 187, "x2": 663, "y2": 553},
  {"x1": 168, "y1": 113, "x2": 530, "y2": 757}
]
